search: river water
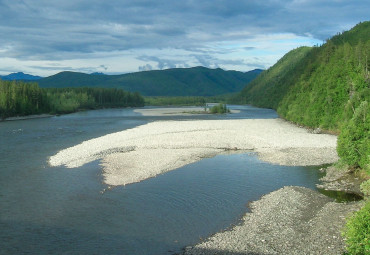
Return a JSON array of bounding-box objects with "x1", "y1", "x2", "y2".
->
[{"x1": 0, "y1": 106, "x2": 324, "y2": 255}]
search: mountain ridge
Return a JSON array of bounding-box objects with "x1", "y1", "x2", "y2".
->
[
  {"x1": 0, "y1": 72, "x2": 43, "y2": 81},
  {"x1": 37, "y1": 66, "x2": 263, "y2": 96}
]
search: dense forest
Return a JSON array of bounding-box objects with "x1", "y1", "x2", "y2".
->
[
  {"x1": 236, "y1": 21, "x2": 369, "y2": 172},
  {"x1": 0, "y1": 80, "x2": 144, "y2": 119},
  {"x1": 37, "y1": 67, "x2": 263, "y2": 96}
]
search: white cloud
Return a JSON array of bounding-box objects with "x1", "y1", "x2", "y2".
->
[{"x1": 0, "y1": 0, "x2": 367, "y2": 76}]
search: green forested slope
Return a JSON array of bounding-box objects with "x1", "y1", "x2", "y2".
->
[
  {"x1": 38, "y1": 67, "x2": 263, "y2": 96},
  {"x1": 237, "y1": 21, "x2": 370, "y2": 171},
  {"x1": 235, "y1": 46, "x2": 312, "y2": 109}
]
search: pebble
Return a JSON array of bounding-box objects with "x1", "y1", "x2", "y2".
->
[{"x1": 183, "y1": 186, "x2": 362, "y2": 255}]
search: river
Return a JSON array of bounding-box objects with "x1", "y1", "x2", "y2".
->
[{"x1": 0, "y1": 106, "x2": 324, "y2": 255}]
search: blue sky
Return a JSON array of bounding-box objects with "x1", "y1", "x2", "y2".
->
[{"x1": 0, "y1": 0, "x2": 368, "y2": 76}]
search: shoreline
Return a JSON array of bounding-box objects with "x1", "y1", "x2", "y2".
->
[{"x1": 1, "y1": 113, "x2": 55, "y2": 121}]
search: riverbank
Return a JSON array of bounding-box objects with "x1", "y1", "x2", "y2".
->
[
  {"x1": 182, "y1": 186, "x2": 362, "y2": 255},
  {"x1": 49, "y1": 117, "x2": 338, "y2": 186},
  {"x1": 1, "y1": 113, "x2": 54, "y2": 121},
  {"x1": 317, "y1": 165, "x2": 367, "y2": 197}
]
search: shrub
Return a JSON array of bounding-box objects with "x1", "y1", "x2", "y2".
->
[
  {"x1": 210, "y1": 103, "x2": 229, "y2": 114},
  {"x1": 360, "y1": 180, "x2": 370, "y2": 197},
  {"x1": 343, "y1": 201, "x2": 370, "y2": 254}
]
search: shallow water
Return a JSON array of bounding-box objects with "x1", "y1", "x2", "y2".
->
[{"x1": 1, "y1": 106, "x2": 325, "y2": 255}]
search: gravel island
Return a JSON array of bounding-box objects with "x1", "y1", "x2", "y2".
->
[{"x1": 49, "y1": 117, "x2": 338, "y2": 186}]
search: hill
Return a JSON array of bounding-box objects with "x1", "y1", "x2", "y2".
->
[
  {"x1": 0, "y1": 72, "x2": 43, "y2": 81},
  {"x1": 236, "y1": 21, "x2": 369, "y2": 171},
  {"x1": 37, "y1": 67, "x2": 263, "y2": 96},
  {"x1": 235, "y1": 46, "x2": 312, "y2": 109}
]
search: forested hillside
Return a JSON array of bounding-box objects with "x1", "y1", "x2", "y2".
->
[
  {"x1": 235, "y1": 46, "x2": 312, "y2": 109},
  {"x1": 0, "y1": 80, "x2": 144, "y2": 119},
  {"x1": 237, "y1": 22, "x2": 369, "y2": 171},
  {"x1": 38, "y1": 67, "x2": 263, "y2": 96}
]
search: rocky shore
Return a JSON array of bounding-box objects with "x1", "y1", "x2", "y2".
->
[
  {"x1": 183, "y1": 186, "x2": 362, "y2": 255},
  {"x1": 317, "y1": 166, "x2": 365, "y2": 196}
]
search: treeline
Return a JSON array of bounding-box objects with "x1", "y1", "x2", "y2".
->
[
  {"x1": 45, "y1": 87, "x2": 144, "y2": 114},
  {"x1": 0, "y1": 80, "x2": 144, "y2": 119},
  {"x1": 0, "y1": 81, "x2": 49, "y2": 118}
]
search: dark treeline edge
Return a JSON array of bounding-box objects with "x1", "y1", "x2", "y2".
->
[{"x1": 0, "y1": 80, "x2": 145, "y2": 119}]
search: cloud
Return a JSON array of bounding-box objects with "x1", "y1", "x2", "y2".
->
[
  {"x1": 0, "y1": 0, "x2": 367, "y2": 75},
  {"x1": 138, "y1": 64, "x2": 153, "y2": 71},
  {"x1": 244, "y1": 47, "x2": 256, "y2": 51},
  {"x1": 138, "y1": 55, "x2": 182, "y2": 70}
]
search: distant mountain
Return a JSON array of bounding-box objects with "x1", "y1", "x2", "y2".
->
[
  {"x1": 0, "y1": 72, "x2": 43, "y2": 81},
  {"x1": 38, "y1": 67, "x2": 263, "y2": 96}
]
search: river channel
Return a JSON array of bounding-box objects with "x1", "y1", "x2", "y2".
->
[{"x1": 0, "y1": 106, "x2": 324, "y2": 254}]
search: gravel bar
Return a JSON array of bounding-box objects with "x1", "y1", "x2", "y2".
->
[
  {"x1": 49, "y1": 118, "x2": 338, "y2": 186},
  {"x1": 183, "y1": 186, "x2": 362, "y2": 255}
]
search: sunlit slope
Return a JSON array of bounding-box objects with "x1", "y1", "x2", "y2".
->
[
  {"x1": 236, "y1": 46, "x2": 312, "y2": 109},
  {"x1": 238, "y1": 21, "x2": 369, "y2": 170}
]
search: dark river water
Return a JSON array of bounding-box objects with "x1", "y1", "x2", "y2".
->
[{"x1": 0, "y1": 106, "x2": 325, "y2": 255}]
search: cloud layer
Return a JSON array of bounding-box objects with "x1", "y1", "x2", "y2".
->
[{"x1": 0, "y1": 0, "x2": 367, "y2": 75}]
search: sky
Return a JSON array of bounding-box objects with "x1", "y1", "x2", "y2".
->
[{"x1": 0, "y1": 0, "x2": 368, "y2": 77}]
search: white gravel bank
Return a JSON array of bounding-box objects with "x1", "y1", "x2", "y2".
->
[
  {"x1": 49, "y1": 118, "x2": 338, "y2": 186},
  {"x1": 183, "y1": 186, "x2": 361, "y2": 255}
]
